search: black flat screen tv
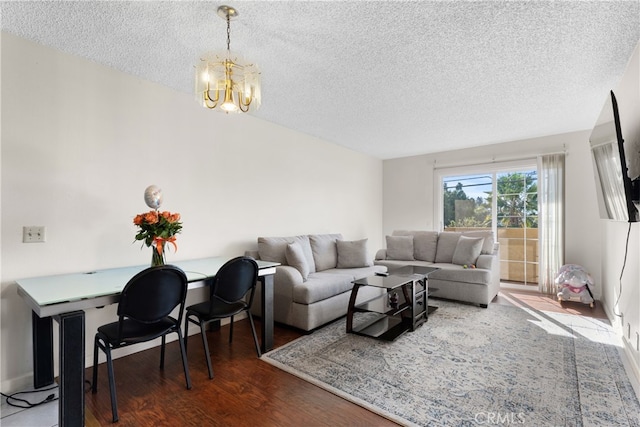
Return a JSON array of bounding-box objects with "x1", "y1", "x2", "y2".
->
[{"x1": 589, "y1": 90, "x2": 639, "y2": 222}]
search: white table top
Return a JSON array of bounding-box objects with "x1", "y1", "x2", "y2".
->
[{"x1": 16, "y1": 256, "x2": 278, "y2": 317}]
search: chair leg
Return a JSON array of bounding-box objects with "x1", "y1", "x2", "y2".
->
[
  {"x1": 229, "y1": 315, "x2": 234, "y2": 343},
  {"x1": 199, "y1": 320, "x2": 214, "y2": 379},
  {"x1": 104, "y1": 345, "x2": 119, "y2": 423},
  {"x1": 92, "y1": 336, "x2": 100, "y2": 393},
  {"x1": 184, "y1": 316, "x2": 191, "y2": 353},
  {"x1": 176, "y1": 329, "x2": 192, "y2": 390},
  {"x1": 160, "y1": 335, "x2": 166, "y2": 369},
  {"x1": 247, "y1": 312, "x2": 262, "y2": 357}
]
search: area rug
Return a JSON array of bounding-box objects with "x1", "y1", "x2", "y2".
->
[{"x1": 262, "y1": 300, "x2": 640, "y2": 426}]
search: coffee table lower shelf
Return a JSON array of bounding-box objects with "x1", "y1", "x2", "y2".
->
[{"x1": 351, "y1": 313, "x2": 410, "y2": 341}]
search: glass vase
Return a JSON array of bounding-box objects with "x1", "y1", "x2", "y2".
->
[{"x1": 151, "y1": 246, "x2": 165, "y2": 267}]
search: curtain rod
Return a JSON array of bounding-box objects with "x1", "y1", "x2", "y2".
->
[{"x1": 432, "y1": 148, "x2": 568, "y2": 171}]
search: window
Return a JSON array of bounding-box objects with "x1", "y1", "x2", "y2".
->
[{"x1": 436, "y1": 161, "x2": 538, "y2": 285}]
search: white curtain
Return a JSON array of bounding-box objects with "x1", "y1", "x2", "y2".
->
[
  {"x1": 537, "y1": 153, "x2": 565, "y2": 295},
  {"x1": 592, "y1": 142, "x2": 629, "y2": 220}
]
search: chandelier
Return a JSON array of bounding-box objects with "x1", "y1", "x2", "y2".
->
[{"x1": 195, "y1": 5, "x2": 261, "y2": 113}]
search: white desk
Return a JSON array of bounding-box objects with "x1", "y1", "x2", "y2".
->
[{"x1": 15, "y1": 257, "x2": 278, "y2": 427}]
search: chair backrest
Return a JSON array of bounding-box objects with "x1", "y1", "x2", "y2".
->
[
  {"x1": 211, "y1": 256, "x2": 258, "y2": 304},
  {"x1": 118, "y1": 265, "x2": 188, "y2": 325}
]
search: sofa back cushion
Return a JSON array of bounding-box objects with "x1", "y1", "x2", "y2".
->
[
  {"x1": 434, "y1": 232, "x2": 461, "y2": 263},
  {"x1": 393, "y1": 230, "x2": 438, "y2": 262},
  {"x1": 310, "y1": 234, "x2": 343, "y2": 271},
  {"x1": 385, "y1": 235, "x2": 415, "y2": 260},
  {"x1": 258, "y1": 235, "x2": 316, "y2": 273},
  {"x1": 337, "y1": 239, "x2": 371, "y2": 268},
  {"x1": 451, "y1": 236, "x2": 484, "y2": 266}
]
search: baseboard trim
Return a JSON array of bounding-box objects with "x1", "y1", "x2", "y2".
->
[
  {"x1": 1, "y1": 373, "x2": 36, "y2": 395},
  {"x1": 603, "y1": 301, "x2": 640, "y2": 397}
]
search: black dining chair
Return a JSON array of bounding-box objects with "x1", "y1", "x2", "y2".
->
[
  {"x1": 91, "y1": 265, "x2": 192, "y2": 423},
  {"x1": 184, "y1": 256, "x2": 261, "y2": 379}
]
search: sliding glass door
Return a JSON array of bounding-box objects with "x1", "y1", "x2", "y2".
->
[{"x1": 439, "y1": 163, "x2": 538, "y2": 285}]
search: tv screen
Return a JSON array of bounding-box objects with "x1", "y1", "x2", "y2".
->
[{"x1": 589, "y1": 91, "x2": 639, "y2": 222}]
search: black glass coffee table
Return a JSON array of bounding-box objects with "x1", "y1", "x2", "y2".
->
[{"x1": 346, "y1": 266, "x2": 439, "y2": 341}]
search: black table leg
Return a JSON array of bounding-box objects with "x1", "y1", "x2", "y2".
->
[
  {"x1": 346, "y1": 284, "x2": 362, "y2": 333},
  {"x1": 258, "y1": 275, "x2": 274, "y2": 353},
  {"x1": 32, "y1": 312, "x2": 54, "y2": 388},
  {"x1": 56, "y1": 311, "x2": 85, "y2": 427}
]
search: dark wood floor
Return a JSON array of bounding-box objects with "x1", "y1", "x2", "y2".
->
[
  {"x1": 85, "y1": 318, "x2": 398, "y2": 426},
  {"x1": 85, "y1": 288, "x2": 606, "y2": 426}
]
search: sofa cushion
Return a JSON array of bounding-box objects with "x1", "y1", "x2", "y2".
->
[
  {"x1": 385, "y1": 235, "x2": 414, "y2": 260},
  {"x1": 434, "y1": 232, "x2": 461, "y2": 263},
  {"x1": 258, "y1": 235, "x2": 316, "y2": 272},
  {"x1": 337, "y1": 239, "x2": 371, "y2": 268},
  {"x1": 392, "y1": 230, "x2": 438, "y2": 262},
  {"x1": 292, "y1": 272, "x2": 354, "y2": 304},
  {"x1": 429, "y1": 263, "x2": 492, "y2": 286},
  {"x1": 451, "y1": 236, "x2": 484, "y2": 267},
  {"x1": 321, "y1": 265, "x2": 387, "y2": 280},
  {"x1": 462, "y1": 230, "x2": 495, "y2": 254},
  {"x1": 310, "y1": 234, "x2": 343, "y2": 271},
  {"x1": 285, "y1": 242, "x2": 310, "y2": 280}
]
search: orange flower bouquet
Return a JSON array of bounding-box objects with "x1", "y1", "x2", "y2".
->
[{"x1": 133, "y1": 210, "x2": 182, "y2": 266}]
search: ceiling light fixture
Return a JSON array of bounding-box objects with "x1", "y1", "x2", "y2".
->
[{"x1": 195, "y1": 5, "x2": 261, "y2": 113}]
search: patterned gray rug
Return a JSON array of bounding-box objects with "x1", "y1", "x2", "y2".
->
[{"x1": 262, "y1": 300, "x2": 640, "y2": 426}]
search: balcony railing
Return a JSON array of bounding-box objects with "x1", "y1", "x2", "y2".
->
[{"x1": 446, "y1": 227, "x2": 539, "y2": 285}]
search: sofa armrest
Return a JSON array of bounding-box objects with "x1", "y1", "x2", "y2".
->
[
  {"x1": 476, "y1": 242, "x2": 500, "y2": 269},
  {"x1": 274, "y1": 265, "x2": 303, "y2": 294},
  {"x1": 476, "y1": 254, "x2": 493, "y2": 270},
  {"x1": 375, "y1": 249, "x2": 387, "y2": 260}
]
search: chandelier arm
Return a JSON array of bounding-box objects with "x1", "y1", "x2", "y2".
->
[
  {"x1": 203, "y1": 87, "x2": 220, "y2": 109},
  {"x1": 238, "y1": 96, "x2": 250, "y2": 113},
  {"x1": 238, "y1": 90, "x2": 253, "y2": 108}
]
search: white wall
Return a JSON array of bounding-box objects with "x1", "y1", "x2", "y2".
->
[{"x1": 0, "y1": 33, "x2": 383, "y2": 391}]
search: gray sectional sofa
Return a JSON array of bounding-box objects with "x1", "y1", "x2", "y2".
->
[
  {"x1": 246, "y1": 234, "x2": 387, "y2": 331},
  {"x1": 374, "y1": 230, "x2": 500, "y2": 307}
]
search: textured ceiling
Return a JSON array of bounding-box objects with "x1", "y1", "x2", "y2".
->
[{"x1": 1, "y1": 1, "x2": 639, "y2": 159}]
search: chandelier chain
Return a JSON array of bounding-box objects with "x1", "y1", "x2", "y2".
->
[{"x1": 226, "y1": 13, "x2": 231, "y2": 52}]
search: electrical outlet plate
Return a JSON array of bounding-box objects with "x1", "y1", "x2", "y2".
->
[{"x1": 23, "y1": 226, "x2": 45, "y2": 243}]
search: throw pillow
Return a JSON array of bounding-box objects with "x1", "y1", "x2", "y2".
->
[
  {"x1": 336, "y1": 239, "x2": 370, "y2": 268},
  {"x1": 462, "y1": 230, "x2": 495, "y2": 254},
  {"x1": 385, "y1": 235, "x2": 415, "y2": 260},
  {"x1": 285, "y1": 242, "x2": 310, "y2": 280},
  {"x1": 452, "y1": 236, "x2": 484, "y2": 267}
]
